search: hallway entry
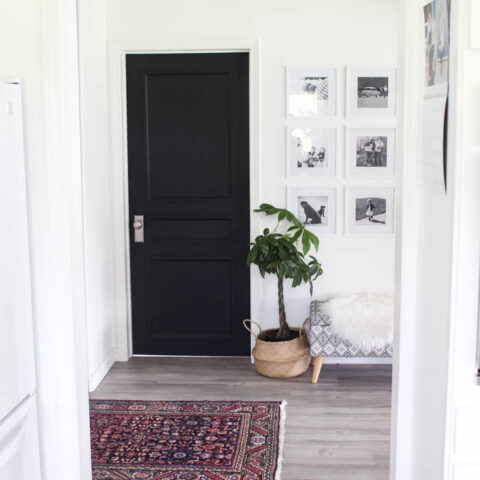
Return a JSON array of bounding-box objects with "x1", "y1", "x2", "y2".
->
[{"x1": 126, "y1": 53, "x2": 251, "y2": 356}]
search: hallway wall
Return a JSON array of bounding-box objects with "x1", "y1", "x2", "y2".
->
[
  {"x1": 77, "y1": 0, "x2": 117, "y2": 391},
  {"x1": 99, "y1": 0, "x2": 399, "y2": 349}
]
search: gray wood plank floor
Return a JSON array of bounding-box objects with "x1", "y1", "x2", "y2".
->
[{"x1": 91, "y1": 357, "x2": 392, "y2": 480}]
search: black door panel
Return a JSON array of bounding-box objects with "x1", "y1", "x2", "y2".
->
[{"x1": 126, "y1": 53, "x2": 250, "y2": 356}]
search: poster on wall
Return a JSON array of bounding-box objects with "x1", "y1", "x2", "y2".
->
[
  {"x1": 421, "y1": 95, "x2": 447, "y2": 193},
  {"x1": 423, "y1": 0, "x2": 450, "y2": 96},
  {"x1": 421, "y1": 0, "x2": 450, "y2": 194}
]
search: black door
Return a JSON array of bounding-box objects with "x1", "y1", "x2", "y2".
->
[{"x1": 126, "y1": 53, "x2": 250, "y2": 356}]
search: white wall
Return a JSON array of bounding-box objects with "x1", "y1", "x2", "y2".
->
[
  {"x1": 391, "y1": 1, "x2": 480, "y2": 479},
  {"x1": 102, "y1": 0, "x2": 398, "y2": 345},
  {"x1": 443, "y1": 0, "x2": 480, "y2": 478},
  {"x1": 77, "y1": 0, "x2": 117, "y2": 391},
  {"x1": 393, "y1": 0, "x2": 455, "y2": 475}
]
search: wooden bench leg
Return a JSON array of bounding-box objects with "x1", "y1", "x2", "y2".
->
[{"x1": 311, "y1": 356, "x2": 324, "y2": 384}]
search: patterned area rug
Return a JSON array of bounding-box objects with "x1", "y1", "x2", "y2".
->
[{"x1": 90, "y1": 399, "x2": 286, "y2": 480}]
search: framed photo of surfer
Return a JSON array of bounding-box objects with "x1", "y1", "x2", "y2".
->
[{"x1": 288, "y1": 187, "x2": 337, "y2": 235}]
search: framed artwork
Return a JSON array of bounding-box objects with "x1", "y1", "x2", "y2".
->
[
  {"x1": 287, "y1": 126, "x2": 337, "y2": 176},
  {"x1": 347, "y1": 68, "x2": 396, "y2": 117},
  {"x1": 346, "y1": 128, "x2": 396, "y2": 176},
  {"x1": 345, "y1": 187, "x2": 395, "y2": 235},
  {"x1": 423, "y1": 0, "x2": 450, "y2": 96},
  {"x1": 288, "y1": 187, "x2": 337, "y2": 235},
  {"x1": 286, "y1": 67, "x2": 337, "y2": 118}
]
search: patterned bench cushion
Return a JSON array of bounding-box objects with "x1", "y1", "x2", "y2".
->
[{"x1": 308, "y1": 300, "x2": 393, "y2": 358}]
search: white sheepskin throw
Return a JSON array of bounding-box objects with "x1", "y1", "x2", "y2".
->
[{"x1": 323, "y1": 293, "x2": 394, "y2": 350}]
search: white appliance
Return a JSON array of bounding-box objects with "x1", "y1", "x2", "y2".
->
[{"x1": 0, "y1": 82, "x2": 41, "y2": 480}]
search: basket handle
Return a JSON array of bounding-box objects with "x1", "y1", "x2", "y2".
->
[
  {"x1": 300, "y1": 317, "x2": 311, "y2": 338},
  {"x1": 243, "y1": 319, "x2": 262, "y2": 338}
]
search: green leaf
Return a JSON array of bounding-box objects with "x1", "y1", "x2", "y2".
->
[
  {"x1": 266, "y1": 260, "x2": 281, "y2": 270},
  {"x1": 301, "y1": 231, "x2": 310, "y2": 255},
  {"x1": 290, "y1": 229, "x2": 302, "y2": 244},
  {"x1": 246, "y1": 246, "x2": 257, "y2": 265},
  {"x1": 266, "y1": 236, "x2": 279, "y2": 247},
  {"x1": 310, "y1": 232, "x2": 319, "y2": 251}
]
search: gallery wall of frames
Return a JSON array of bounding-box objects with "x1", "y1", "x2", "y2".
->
[{"x1": 286, "y1": 66, "x2": 396, "y2": 236}]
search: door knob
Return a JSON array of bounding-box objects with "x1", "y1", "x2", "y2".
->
[{"x1": 132, "y1": 215, "x2": 144, "y2": 243}]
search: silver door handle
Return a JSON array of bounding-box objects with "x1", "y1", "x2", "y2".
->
[{"x1": 133, "y1": 215, "x2": 144, "y2": 243}]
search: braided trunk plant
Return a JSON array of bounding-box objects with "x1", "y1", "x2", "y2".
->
[{"x1": 247, "y1": 204, "x2": 323, "y2": 341}]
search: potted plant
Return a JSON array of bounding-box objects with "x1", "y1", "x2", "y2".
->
[{"x1": 244, "y1": 203, "x2": 323, "y2": 378}]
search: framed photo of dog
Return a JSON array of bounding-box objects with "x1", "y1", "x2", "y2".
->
[{"x1": 288, "y1": 187, "x2": 338, "y2": 236}]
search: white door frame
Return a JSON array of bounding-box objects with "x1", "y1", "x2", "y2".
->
[{"x1": 107, "y1": 38, "x2": 261, "y2": 360}]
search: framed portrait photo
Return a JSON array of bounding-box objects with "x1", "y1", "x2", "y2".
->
[
  {"x1": 288, "y1": 187, "x2": 337, "y2": 235},
  {"x1": 286, "y1": 67, "x2": 337, "y2": 118},
  {"x1": 345, "y1": 187, "x2": 395, "y2": 235},
  {"x1": 347, "y1": 68, "x2": 396, "y2": 117},
  {"x1": 287, "y1": 126, "x2": 337, "y2": 177},
  {"x1": 346, "y1": 128, "x2": 396, "y2": 176}
]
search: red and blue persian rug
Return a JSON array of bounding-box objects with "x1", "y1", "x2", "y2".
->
[{"x1": 90, "y1": 399, "x2": 286, "y2": 480}]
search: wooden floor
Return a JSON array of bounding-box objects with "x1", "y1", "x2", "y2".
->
[{"x1": 91, "y1": 357, "x2": 392, "y2": 480}]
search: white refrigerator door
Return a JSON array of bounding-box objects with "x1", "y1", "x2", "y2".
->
[
  {"x1": 0, "y1": 83, "x2": 36, "y2": 421},
  {"x1": 0, "y1": 396, "x2": 41, "y2": 480}
]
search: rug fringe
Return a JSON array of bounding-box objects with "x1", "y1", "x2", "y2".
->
[{"x1": 275, "y1": 400, "x2": 287, "y2": 480}]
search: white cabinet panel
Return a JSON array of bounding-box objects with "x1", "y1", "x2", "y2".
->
[
  {"x1": 453, "y1": 465, "x2": 480, "y2": 480},
  {"x1": 455, "y1": 407, "x2": 480, "y2": 456},
  {"x1": 0, "y1": 396, "x2": 40, "y2": 480},
  {"x1": 0, "y1": 83, "x2": 36, "y2": 420}
]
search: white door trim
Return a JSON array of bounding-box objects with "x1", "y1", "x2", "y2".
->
[{"x1": 107, "y1": 38, "x2": 261, "y2": 360}]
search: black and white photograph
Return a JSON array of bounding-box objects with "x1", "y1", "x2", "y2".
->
[
  {"x1": 346, "y1": 128, "x2": 395, "y2": 176},
  {"x1": 357, "y1": 76, "x2": 389, "y2": 109},
  {"x1": 287, "y1": 67, "x2": 337, "y2": 118},
  {"x1": 287, "y1": 127, "x2": 336, "y2": 176},
  {"x1": 347, "y1": 68, "x2": 396, "y2": 117},
  {"x1": 424, "y1": 0, "x2": 450, "y2": 91},
  {"x1": 288, "y1": 187, "x2": 337, "y2": 235},
  {"x1": 346, "y1": 187, "x2": 394, "y2": 235},
  {"x1": 355, "y1": 197, "x2": 387, "y2": 225}
]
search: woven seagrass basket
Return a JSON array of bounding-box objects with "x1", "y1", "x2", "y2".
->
[{"x1": 243, "y1": 320, "x2": 310, "y2": 379}]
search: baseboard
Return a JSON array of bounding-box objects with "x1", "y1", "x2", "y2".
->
[
  {"x1": 88, "y1": 348, "x2": 116, "y2": 392},
  {"x1": 323, "y1": 357, "x2": 393, "y2": 365}
]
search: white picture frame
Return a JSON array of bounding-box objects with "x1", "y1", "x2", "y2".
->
[
  {"x1": 288, "y1": 187, "x2": 337, "y2": 236},
  {"x1": 345, "y1": 187, "x2": 395, "y2": 235},
  {"x1": 347, "y1": 67, "x2": 396, "y2": 117},
  {"x1": 346, "y1": 128, "x2": 396, "y2": 176},
  {"x1": 286, "y1": 67, "x2": 337, "y2": 118},
  {"x1": 287, "y1": 126, "x2": 337, "y2": 177}
]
